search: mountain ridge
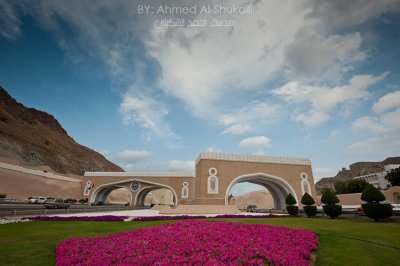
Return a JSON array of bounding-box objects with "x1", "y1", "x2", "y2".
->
[{"x1": 0, "y1": 86, "x2": 123, "y2": 175}]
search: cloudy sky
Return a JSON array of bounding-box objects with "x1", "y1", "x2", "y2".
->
[{"x1": 1, "y1": 0, "x2": 400, "y2": 194}]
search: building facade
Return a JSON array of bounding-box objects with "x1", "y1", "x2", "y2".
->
[{"x1": 83, "y1": 152, "x2": 316, "y2": 209}]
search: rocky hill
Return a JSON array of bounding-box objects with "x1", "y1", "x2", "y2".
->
[
  {"x1": 315, "y1": 157, "x2": 400, "y2": 194},
  {"x1": 0, "y1": 86, "x2": 123, "y2": 175},
  {"x1": 231, "y1": 190, "x2": 274, "y2": 209}
]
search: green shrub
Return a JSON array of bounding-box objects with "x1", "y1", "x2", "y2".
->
[
  {"x1": 78, "y1": 198, "x2": 87, "y2": 203},
  {"x1": 286, "y1": 205, "x2": 299, "y2": 216},
  {"x1": 323, "y1": 205, "x2": 342, "y2": 219},
  {"x1": 303, "y1": 206, "x2": 317, "y2": 217},
  {"x1": 362, "y1": 203, "x2": 393, "y2": 222},
  {"x1": 361, "y1": 184, "x2": 385, "y2": 203},
  {"x1": 361, "y1": 184, "x2": 393, "y2": 221},
  {"x1": 321, "y1": 189, "x2": 339, "y2": 205},
  {"x1": 301, "y1": 193, "x2": 317, "y2": 217},
  {"x1": 0, "y1": 194, "x2": 6, "y2": 199},
  {"x1": 301, "y1": 192, "x2": 315, "y2": 205},
  {"x1": 321, "y1": 189, "x2": 342, "y2": 219},
  {"x1": 285, "y1": 193, "x2": 299, "y2": 216},
  {"x1": 285, "y1": 193, "x2": 297, "y2": 205}
]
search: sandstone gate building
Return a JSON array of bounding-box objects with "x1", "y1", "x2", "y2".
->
[{"x1": 83, "y1": 152, "x2": 317, "y2": 209}]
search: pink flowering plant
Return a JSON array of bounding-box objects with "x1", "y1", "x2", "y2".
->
[{"x1": 56, "y1": 220, "x2": 317, "y2": 265}]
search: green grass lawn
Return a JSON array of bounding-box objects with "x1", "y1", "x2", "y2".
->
[{"x1": 0, "y1": 217, "x2": 399, "y2": 265}]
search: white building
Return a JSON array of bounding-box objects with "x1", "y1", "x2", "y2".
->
[{"x1": 354, "y1": 164, "x2": 400, "y2": 189}]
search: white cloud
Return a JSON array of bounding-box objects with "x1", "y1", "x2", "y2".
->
[
  {"x1": 292, "y1": 111, "x2": 329, "y2": 127},
  {"x1": 119, "y1": 92, "x2": 178, "y2": 140},
  {"x1": 167, "y1": 160, "x2": 195, "y2": 172},
  {"x1": 145, "y1": 1, "x2": 313, "y2": 115},
  {"x1": 348, "y1": 134, "x2": 400, "y2": 157},
  {"x1": 313, "y1": 167, "x2": 338, "y2": 181},
  {"x1": 274, "y1": 72, "x2": 389, "y2": 126},
  {"x1": 239, "y1": 136, "x2": 272, "y2": 148},
  {"x1": 115, "y1": 150, "x2": 152, "y2": 163},
  {"x1": 206, "y1": 147, "x2": 222, "y2": 152},
  {"x1": 330, "y1": 129, "x2": 340, "y2": 138},
  {"x1": 222, "y1": 124, "x2": 252, "y2": 135},
  {"x1": 219, "y1": 102, "x2": 280, "y2": 126},
  {"x1": 284, "y1": 27, "x2": 366, "y2": 79},
  {"x1": 352, "y1": 116, "x2": 382, "y2": 133},
  {"x1": 349, "y1": 93, "x2": 400, "y2": 156},
  {"x1": 0, "y1": 1, "x2": 22, "y2": 41},
  {"x1": 308, "y1": 0, "x2": 400, "y2": 27},
  {"x1": 373, "y1": 90, "x2": 400, "y2": 114}
]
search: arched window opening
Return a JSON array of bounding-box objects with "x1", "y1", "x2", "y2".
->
[{"x1": 182, "y1": 182, "x2": 189, "y2": 198}]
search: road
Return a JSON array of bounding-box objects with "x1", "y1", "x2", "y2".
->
[{"x1": 0, "y1": 201, "x2": 147, "y2": 218}]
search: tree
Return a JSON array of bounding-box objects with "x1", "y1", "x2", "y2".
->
[
  {"x1": 334, "y1": 180, "x2": 348, "y2": 194},
  {"x1": 346, "y1": 179, "x2": 368, "y2": 193},
  {"x1": 285, "y1": 193, "x2": 298, "y2": 216},
  {"x1": 301, "y1": 193, "x2": 317, "y2": 217},
  {"x1": 361, "y1": 184, "x2": 392, "y2": 222},
  {"x1": 385, "y1": 167, "x2": 400, "y2": 186},
  {"x1": 321, "y1": 189, "x2": 342, "y2": 219}
]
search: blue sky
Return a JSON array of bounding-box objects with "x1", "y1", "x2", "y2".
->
[{"x1": 1, "y1": 1, "x2": 400, "y2": 195}]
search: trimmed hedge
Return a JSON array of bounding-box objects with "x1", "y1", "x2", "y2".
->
[
  {"x1": 303, "y1": 206, "x2": 317, "y2": 217},
  {"x1": 301, "y1": 193, "x2": 315, "y2": 206},
  {"x1": 0, "y1": 194, "x2": 6, "y2": 199},
  {"x1": 362, "y1": 203, "x2": 393, "y2": 222},
  {"x1": 321, "y1": 189, "x2": 339, "y2": 205},
  {"x1": 285, "y1": 193, "x2": 298, "y2": 216},
  {"x1": 321, "y1": 189, "x2": 342, "y2": 219},
  {"x1": 361, "y1": 184, "x2": 385, "y2": 203},
  {"x1": 361, "y1": 184, "x2": 393, "y2": 221},
  {"x1": 323, "y1": 205, "x2": 342, "y2": 219},
  {"x1": 285, "y1": 193, "x2": 297, "y2": 205},
  {"x1": 286, "y1": 206, "x2": 299, "y2": 216},
  {"x1": 301, "y1": 193, "x2": 317, "y2": 217}
]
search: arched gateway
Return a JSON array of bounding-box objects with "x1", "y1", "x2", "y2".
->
[{"x1": 82, "y1": 152, "x2": 316, "y2": 209}]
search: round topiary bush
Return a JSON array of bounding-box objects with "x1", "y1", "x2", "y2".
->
[
  {"x1": 286, "y1": 205, "x2": 299, "y2": 216},
  {"x1": 321, "y1": 189, "x2": 339, "y2": 205},
  {"x1": 301, "y1": 193, "x2": 317, "y2": 217},
  {"x1": 321, "y1": 189, "x2": 342, "y2": 219},
  {"x1": 362, "y1": 203, "x2": 393, "y2": 222},
  {"x1": 361, "y1": 184, "x2": 385, "y2": 203},
  {"x1": 361, "y1": 184, "x2": 393, "y2": 221},
  {"x1": 322, "y1": 205, "x2": 342, "y2": 219}
]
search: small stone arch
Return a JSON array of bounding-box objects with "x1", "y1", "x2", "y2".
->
[
  {"x1": 135, "y1": 185, "x2": 178, "y2": 207},
  {"x1": 91, "y1": 184, "x2": 133, "y2": 205},
  {"x1": 90, "y1": 179, "x2": 178, "y2": 207},
  {"x1": 225, "y1": 173, "x2": 299, "y2": 209}
]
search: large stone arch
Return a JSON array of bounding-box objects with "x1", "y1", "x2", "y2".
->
[{"x1": 225, "y1": 173, "x2": 299, "y2": 209}]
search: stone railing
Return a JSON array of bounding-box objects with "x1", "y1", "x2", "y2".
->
[
  {"x1": 195, "y1": 152, "x2": 311, "y2": 166},
  {"x1": 0, "y1": 162, "x2": 81, "y2": 183},
  {"x1": 84, "y1": 171, "x2": 194, "y2": 177}
]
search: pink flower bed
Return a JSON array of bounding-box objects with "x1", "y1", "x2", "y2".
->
[{"x1": 56, "y1": 220, "x2": 317, "y2": 266}]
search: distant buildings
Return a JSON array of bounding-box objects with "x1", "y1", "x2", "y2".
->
[
  {"x1": 354, "y1": 164, "x2": 400, "y2": 190},
  {"x1": 315, "y1": 157, "x2": 400, "y2": 194}
]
